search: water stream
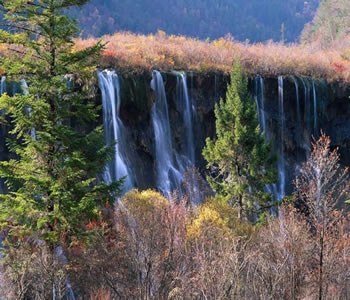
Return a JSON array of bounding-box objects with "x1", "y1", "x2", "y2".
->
[
  {"x1": 277, "y1": 76, "x2": 286, "y2": 201},
  {"x1": 151, "y1": 71, "x2": 183, "y2": 195},
  {"x1": 98, "y1": 70, "x2": 134, "y2": 193}
]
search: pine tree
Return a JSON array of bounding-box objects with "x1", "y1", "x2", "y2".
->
[
  {"x1": 203, "y1": 62, "x2": 277, "y2": 218},
  {"x1": 0, "y1": 0, "x2": 120, "y2": 247}
]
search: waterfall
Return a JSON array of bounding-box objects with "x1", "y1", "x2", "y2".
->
[
  {"x1": 20, "y1": 79, "x2": 37, "y2": 140},
  {"x1": 53, "y1": 246, "x2": 76, "y2": 300},
  {"x1": 254, "y1": 75, "x2": 266, "y2": 135},
  {"x1": 254, "y1": 77, "x2": 261, "y2": 127},
  {"x1": 21, "y1": 79, "x2": 29, "y2": 96},
  {"x1": 312, "y1": 80, "x2": 318, "y2": 136},
  {"x1": 189, "y1": 71, "x2": 194, "y2": 101},
  {"x1": 214, "y1": 73, "x2": 219, "y2": 100},
  {"x1": 255, "y1": 76, "x2": 279, "y2": 201},
  {"x1": 98, "y1": 70, "x2": 134, "y2": 193},
  {"x1": 0, "y1": 76, "x2": 6, "y2": 96},
  {"x1": 151, "y1": 71, "x2": 182, "y2": 195},
  {"x1": 291, "y1": 76, "x2": 301, "y2": 136},
  {"x1": 300, "y1": 78, "x2": 313, "y2": 158},
  {"x1": 175, "y1": 72, "x2": 202, "y2": 202},
  {"x1": 176, "y1": 73, "x2": 195, "y2": 165},
  {"x1": 278, "y1": 76, "x2": 285, "y2": 201},
  {"x1": 291, "y1": 76, "x2": 303, "y2": 161}
]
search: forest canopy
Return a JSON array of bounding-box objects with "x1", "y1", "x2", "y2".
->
[{"x1": 71, "y1": 0, "x2": 320, "y2": 42}]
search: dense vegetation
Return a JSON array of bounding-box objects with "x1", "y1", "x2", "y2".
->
[
  {"x1": 1, "y1": 0, "x2": 350, "y2": 299},
  {"x1": 302, "y1": 0, "x2": 350, "y2": 49},
  {"x1": 75, "y1": 32, "x2": 350, "y2": 82},
  {"x1": 0, "y1": 0, "x2": 119, "y2": 297},
  {"x1": 72, "y1": 0, "x2": 320, "y2": 42}
]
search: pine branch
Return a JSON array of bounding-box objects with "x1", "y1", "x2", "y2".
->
[
  {"x1": 7, "y1": 46, "x2": 43, "y2": 61},
  {"x1": 0, "y1": 22, "x2": 42, "y2": 36}
]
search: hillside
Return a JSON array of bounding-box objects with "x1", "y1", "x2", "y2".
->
[
  {"x1": 72, "y1": 0, "x2": 320, "y2": 42},
  {"x1": 302, "y1": 0, "x2": 350, "y2": 49}
]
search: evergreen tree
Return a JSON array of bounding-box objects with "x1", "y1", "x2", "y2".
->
[
  {"x1": 0, "y1": 0, "x2": 119, "y2": 247},
  {"x1": 203, "y1": 62, "x2": 277, "y2": 218}
]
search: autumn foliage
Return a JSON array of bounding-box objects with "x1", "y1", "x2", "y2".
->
[
  {"x1": 74, "y1": 31, "x2": 350, "y2": 83},
  {"x1": 2, "y1": 134, "x2": 350, "y2": 299}
]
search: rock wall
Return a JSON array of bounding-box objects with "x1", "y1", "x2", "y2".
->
[
  {"x1": 109, "y1": 71, "x2": 350, "y2": 195},
  {"x1": 1, "y1": 72, "x2": 349, "y2": 197}
]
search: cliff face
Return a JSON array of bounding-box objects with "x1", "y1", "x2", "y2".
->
[
  {"x1": 106, "y1": 71, "x2": 350, "y2": 196},
  {"x1": 1, "y1": 72, "x2": 348, "y2": 197},
  {"x1": 111, "y1": 72, "x2": 226, "y2": 190}
]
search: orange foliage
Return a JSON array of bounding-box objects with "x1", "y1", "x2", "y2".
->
[{"x1": 74, "y1": 31, "x2": 350, "y2": 82}]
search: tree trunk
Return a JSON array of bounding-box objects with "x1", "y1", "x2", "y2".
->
[{"x1": 318, "y1": 233, "x2": 324, "y2": 300}]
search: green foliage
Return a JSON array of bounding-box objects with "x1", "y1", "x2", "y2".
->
[
  {"x1": 0, "y1": 0, "x2": 120, "y2": 246},
  {"x1": 202, "y1": 61, "x2": 277, "y2": 218},
  {"x1": 302, "y1": 0, "x2": 350, "y2": 48}
]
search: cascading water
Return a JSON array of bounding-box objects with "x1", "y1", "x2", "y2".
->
[
  {"x1": 277, "y1": 76, "x2": 286, "y2": 201},
  {"x1": 301, "y1": 78, "x2": 312, "y2": 157},
  {"x1": 176, "y1": 73, "x2": 196, "y2": 165},
  {"x1": 214, "y1": 72, "x2": 219, "y2": 100},
  {"x1": 0, "y1": 76, "x2": 6, "y2": 96},
  {"x1": 254, "y1": 75, "x2": 267, "y2": 135},
  {"x1": 21, "y1": 79, "x2": 37, "y2": 140},
  {"x1": 175, "y1": 72, "x2": 201, "y2": 202},
  {"x1": 255, "y1": 76, "x2": 279, "y2": 201},
  {"x1": 151, "y1": 71, "x2": 183, "y2": 195},
  {"x1": 291, "y1": 76, "x2": 303, "y2": 162},
  {"x1": 98, "y1": 70, "x2": 134, "y2": 193},
  {"x1": 312, "y1": 80, "x2": 318, "y2": 136}
]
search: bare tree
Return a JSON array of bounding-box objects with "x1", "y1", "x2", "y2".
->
[
  {"x1": 182, "y1": 205, "x2": 249, "y2": 299},
  {"x1": 0, "y1": 242, "x2": 68, "y2": 300},
  {"x1": 247, "y1": 207, "x2": 312, "y2": 300},
  {"x1": 69, "y1": 190, "x2": 189, "y2": 300},
  {"x1": 294, "y1": 133, "x2": 350, "y2": 300}
]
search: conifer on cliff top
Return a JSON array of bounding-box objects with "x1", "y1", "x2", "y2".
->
[{"x1": 203, "y1": 62, "x2": 277, "y2": 218}]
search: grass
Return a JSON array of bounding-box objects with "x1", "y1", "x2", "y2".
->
[{"x1": 74, "y1": 31, "x2": 350, "y2": 82}]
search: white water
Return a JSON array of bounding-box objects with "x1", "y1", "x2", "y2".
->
[
  {"x1": 54, "y1": 247, "x2": 76, "y2": 300},
  {"x1": 98, "y1": 70, "x2": 134, "y2": 193},
  {"x1": 151, "y1": 71, "x2": 183, "y2": 195},
  {"x1": 300, "y1": 78, "x2": 314, "y2": 159},
  {"x1": 277, "y1": 76, "x2": 286, "y2": 201},
  {"x1": 214, "y1": 73, "x2": 219, "y2": 100},
  {"x1": 254, "y1": 75, "x2": 267, "y2": 135},
  {"x1": 21, "y1": 79, "x2": 37, "y2": 140},
  {"x1": 291, "y1": 77, "x2": 301, "y2": 135},
  {"x1": 291, "y1": 76, "x2": 303, "y2": 161},
  {"x1": 176, "y1": 72, "x2": 201, "y2": 202},
  {"x1": 0, "y1": 76, "x2": 5, "y2": 96},
  {"x1": 312, "y1": 80, "x2": 317, "y2": 136},
  {"x1": 255, "y1": 76, "x2": 279, "y2": 201},
  {"x1": 177, "y1": 73, "x2": 195, "y2": 165}
]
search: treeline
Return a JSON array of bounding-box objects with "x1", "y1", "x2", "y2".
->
[
  {"x1": 72, "y1": 0, "x2": 320, "y2": 42},
  {"x1": 2, "y1": 134, "x2": 350, "y2": 299},
  {"x1": 302, "y1": 0, "x2": 350, "y2": 49},
  {"x1": 1, "y1": 0, "x2": 350, "y2": 299},
  {"x1": 75, "y1": 32, "x2": 350, "y2": 83}
]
